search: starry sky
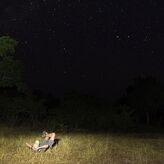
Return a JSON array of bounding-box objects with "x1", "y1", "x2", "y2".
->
[{"x1": 0, "y1": 0, "x2": 164, "y2": 99}]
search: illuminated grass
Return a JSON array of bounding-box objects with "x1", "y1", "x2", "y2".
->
[{"x1": 0, "y1": 127, "x2": 164, "y2": 164}]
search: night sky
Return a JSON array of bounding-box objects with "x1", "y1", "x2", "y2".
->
[{"x1": 1, "y1": 0, "x2": 164, "y2": 99}]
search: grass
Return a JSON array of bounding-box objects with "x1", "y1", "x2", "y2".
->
[{"x1": 0, "y1": 127, "x2": 164, "y2": 164}]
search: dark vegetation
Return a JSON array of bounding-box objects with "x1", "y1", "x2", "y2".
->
[{"x1": 0, "y1": 36, "x2": 164, "y2": 132}]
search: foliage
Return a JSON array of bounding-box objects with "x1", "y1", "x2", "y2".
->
[
  {"x1": 124, "y1": 76, "x2": 164, "y2": 126},
  {"x1": 0, "y1": 94, "x2": 46, "y2": 126},
  {"x1": 0, "y1": 36, "x2": 27, "y2": 92},
  {"x1": 0, "y1": 36, "x2": 18, "y2": 57}
]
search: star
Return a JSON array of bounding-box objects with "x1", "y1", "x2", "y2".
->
[
  {"x1": 116, "y1": 35, "x2": 121, "y2": 40},
  {"x1": 127, "y1": 35, "x2": 130, "y2": 38}
]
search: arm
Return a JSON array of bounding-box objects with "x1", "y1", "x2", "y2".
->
[{"x1": 47, "y1": 132, "x2": 56, "y2": 140}]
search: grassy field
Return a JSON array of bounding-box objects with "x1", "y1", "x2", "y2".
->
[{"x1": 0, "y1": 127, "x2": 164, "y2": 164}]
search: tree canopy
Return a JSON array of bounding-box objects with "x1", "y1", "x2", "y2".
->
[
  {"x1": 0, "y1": 36, "x2": 18, "y2": 58},
  {"x1": 0, "y1": 36, "x2": 26, "y2": 92}
]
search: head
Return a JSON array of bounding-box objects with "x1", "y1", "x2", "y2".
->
[{"x1": 42, "y1": 131, "x2": 48, "y2": 138}]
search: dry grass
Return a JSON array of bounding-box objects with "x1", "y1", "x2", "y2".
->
[{"x1": 0, "y1": 127, "x2": 164, "y2": 164}]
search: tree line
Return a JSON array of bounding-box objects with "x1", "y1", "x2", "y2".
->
[{"x1": 0, "y1": 36, "x2": 164, "y2": 132}]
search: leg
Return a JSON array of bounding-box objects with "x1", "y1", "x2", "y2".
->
[
  {"x1": 26, "y1": 143, "x2": 39, "y2": 152},
  {"x1": 26, "y1": 143, "x2": 32, "y2": 149}
]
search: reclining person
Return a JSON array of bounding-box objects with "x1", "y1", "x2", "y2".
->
[{"x1": 26, "y1": 131, "x2": 56, "y2": 152}]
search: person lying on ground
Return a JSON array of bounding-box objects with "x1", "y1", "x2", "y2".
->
[{"x1": 26, "y1": 131, "x2": 56, "y2": 152}]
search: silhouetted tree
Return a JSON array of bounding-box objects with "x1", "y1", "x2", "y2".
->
[
  {"x1": 0, "y1": 36, "x2": 47, "y2": 126},
  {"x1": 124, "y1": 76, "x2": 164, "y2": 126},
  {"x1": 0, "y1": 36, "x2": 27, "y2": 93}
]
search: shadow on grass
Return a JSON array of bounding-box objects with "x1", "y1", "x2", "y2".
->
[{"x1": 53, "y1": 138, "x2": 60, "y2": 146}]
